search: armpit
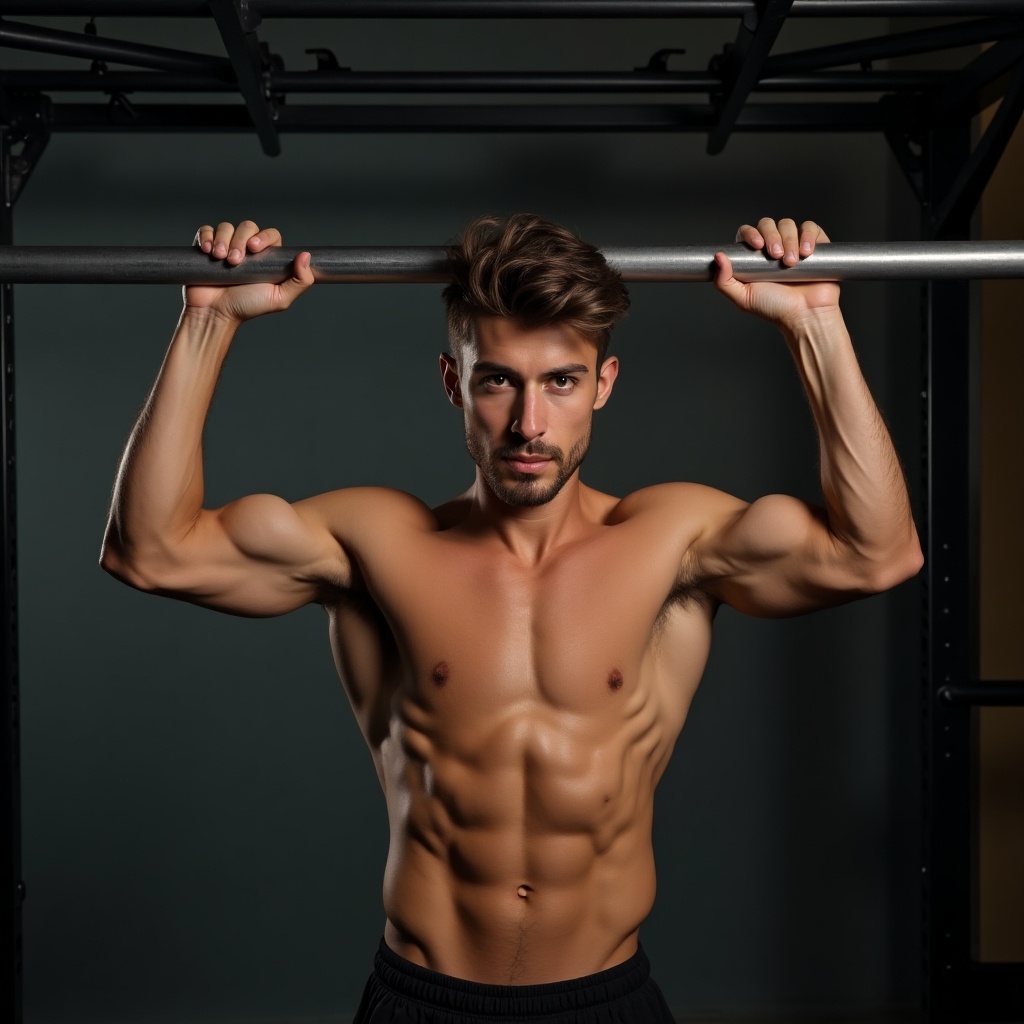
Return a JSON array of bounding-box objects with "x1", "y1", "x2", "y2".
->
[{"x1": 654, "y1": 574, "x2": 719, "y2": 636}]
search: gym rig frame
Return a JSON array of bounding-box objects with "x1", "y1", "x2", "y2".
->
[{"x1": 2, "y1": 3, "x2": 1024, "y2": 1023}]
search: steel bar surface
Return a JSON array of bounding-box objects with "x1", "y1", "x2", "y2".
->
[{"x1": 2, "y1": 241, "x2": 1023, "y2": 285}]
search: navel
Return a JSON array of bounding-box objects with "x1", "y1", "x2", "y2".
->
[
  {"x1": 517, "y1": 884, "x2": 533, "y2": 899},
  {"x1": 431, "y1": 661, "x2": 450, "y2": 687},
  {"x1": 608, "y1": 668, "x2": 624, "y2": 692}
]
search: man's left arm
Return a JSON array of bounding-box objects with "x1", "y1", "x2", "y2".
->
[{"x1": 693, "y1": 217, "x2": 924, "y2": 617}]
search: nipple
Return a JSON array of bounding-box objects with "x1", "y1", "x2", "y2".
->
[
  {"x1": 608, "y1": 669, "x2": 624, "y2": 692},
  {"x1": 517, "y1": 885, "x2": 532, "y2": 899},
  {"x1": 431, "y1": 661, "x2": 449, "y2": 687}
]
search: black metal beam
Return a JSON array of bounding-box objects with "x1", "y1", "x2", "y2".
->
[
  {"x1": 0, "y1": 68, "x2": 954, "y2": 95},
  {"x1": 966, "y1": 963, "x2": 1024, "y2": 1023},
  {"x1": 921, "y1": 116, "x2": 976, "y2": 1024},
  {"x1": 206, "y1": 0, "x2": 280, "y2": 156},
  {"x1": 42, "y1": 100, "x2": 885, "y2": 133},
  {"x1": 938, "y1": 682, "x2": 1024, "y2": 706},
  {"x1": 707, "y1": 0, "x2": 794, "y2": 155},
  {"x1": 2, "y1": 1, "x2": 1023, "y2": 16},
  {"x1": 0, "y1": 18, "x2": 233, "y2": 77},
  {"x1": 763, "y1": 16, "x2": 1024, "y2": 76}
]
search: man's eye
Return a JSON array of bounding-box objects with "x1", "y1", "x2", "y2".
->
[
  {"x1": 485, "y1": 375, "x2": 507, "y2": 387},
  {"x1": 550, "y1": 376, "x2": 576, "y2": 390}
]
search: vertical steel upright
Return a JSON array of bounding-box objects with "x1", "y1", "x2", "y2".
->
[
  {"x1": 0, "y1": 125, "x2": 23, "y2": 1024},
  {"x1": 921, "y1": 120, "x2": 977, "y2": 1024}
]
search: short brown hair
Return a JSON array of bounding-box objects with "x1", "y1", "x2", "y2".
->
[{"x1": 442, "y1": 214, "x2": 630, "y2": 364}]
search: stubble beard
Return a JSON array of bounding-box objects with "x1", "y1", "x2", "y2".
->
[{"x1": 465, "y1": 430, "x2": 592, "y2": 508}]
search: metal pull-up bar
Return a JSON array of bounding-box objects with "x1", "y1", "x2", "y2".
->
[{"x1": 1, "y1": 241, "x2": 1024, "y2": 284}]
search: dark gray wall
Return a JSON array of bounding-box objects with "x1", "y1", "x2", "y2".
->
[{"x1": 9, "y1": 15, "x2": 924, "y2": 1024}]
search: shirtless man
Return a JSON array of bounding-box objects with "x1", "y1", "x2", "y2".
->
[{"x1": 100, "y1": 214, "x2": 923, "y2": 1023}]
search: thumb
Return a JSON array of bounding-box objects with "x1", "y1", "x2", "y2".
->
[
  {"x1": 276, "y1": 251, "x2": 315, "y2": 307},
  {"x1": 712, "y1": 250, "x2": 749, "y2": 310}
]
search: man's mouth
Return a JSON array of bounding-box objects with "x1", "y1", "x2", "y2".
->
[{"x1": 504, "y1": 454, "x2": 552, "y2": 474}]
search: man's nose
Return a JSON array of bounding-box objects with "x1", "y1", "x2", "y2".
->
[{"x1": 511, "y1": 387, "x2": 546, "y2": 441}]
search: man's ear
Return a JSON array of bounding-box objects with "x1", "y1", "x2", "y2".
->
[
  {"x1": 440, "y1": 352, "x2": 464, "y2": 408},
  {"x1": 593, "y1": 356, "x2": 619, "y2": 411}
]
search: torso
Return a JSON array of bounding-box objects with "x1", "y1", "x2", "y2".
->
[{"x1": 322, "y1": 484, "x2": 717, "y2": 984}]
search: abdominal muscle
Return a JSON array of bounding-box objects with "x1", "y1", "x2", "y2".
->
[{"x1": 377, "y1": 678, "x2": 671, "y2": 985}]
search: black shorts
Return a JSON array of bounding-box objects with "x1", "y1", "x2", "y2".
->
[{"x1": 352, "y1": 937, "x2": 676, "y2": 1023}]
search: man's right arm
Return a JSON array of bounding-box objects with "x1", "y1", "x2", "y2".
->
[{"x1": 99, "y1": 220, "x2": 344, "y2": 617}]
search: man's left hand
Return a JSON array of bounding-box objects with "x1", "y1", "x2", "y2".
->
[{"x1": 714, "y1": 217, "x2": 841, "y2": 328}]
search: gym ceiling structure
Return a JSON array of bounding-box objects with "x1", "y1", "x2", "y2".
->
[{"x1": 1, "y1": 3, "x2": 1023, "y2": 1023}]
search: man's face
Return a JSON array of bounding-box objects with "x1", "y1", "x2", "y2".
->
[{"x1": 440, "y1": 316, "x2": 619, "y2": 507}]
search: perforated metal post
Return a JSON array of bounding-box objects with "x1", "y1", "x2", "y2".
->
[
  {"x1": 0, "y1": 124, "x2": 23, "y2": 1024},
  {"x1": 921, "y1": 117, "x2": 976, "y2": 1024}
]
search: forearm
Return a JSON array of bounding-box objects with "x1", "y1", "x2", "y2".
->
[
  {"x1": 782, "y1": 309, "x2": 920, "y2": 570},
  {"x1": 102, "y1": 308, "x2": 239, "y2": 568}
]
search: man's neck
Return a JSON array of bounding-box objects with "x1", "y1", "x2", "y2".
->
[{"x1": 465, "y1": 472, "x2": 595, "y2": 565}]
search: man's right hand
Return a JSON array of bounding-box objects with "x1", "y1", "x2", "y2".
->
[{"x1": 185, "y1": 219, "x2": 314, "y2": 324}]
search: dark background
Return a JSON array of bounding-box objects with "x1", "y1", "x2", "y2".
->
[{"x1": 9, "y1": 14, "x2": 928, "y2": 1024}]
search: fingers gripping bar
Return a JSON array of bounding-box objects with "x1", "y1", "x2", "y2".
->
[{"x1": 2, "y1": 241, "x2": 1024, "y2": 284}]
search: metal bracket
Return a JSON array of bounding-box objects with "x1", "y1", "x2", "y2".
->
[
  {"x1": 106, "y1": 91, "x2": 138, "y2": 123},
  {"x1": 306, "y1": 47, "x2": 344, "y2": 71},
  {"x1": 882, "y1": 96, "x2": 926, "y2": 204},
  {"x1": 0, "y1": 94, "x2": 51, "y2": 204},
  {"x1": 206, "y1": 0, "x2": 280, "y2": 156},
  {"x1": 636, "y1": 49, "x2": 686, "y2": 73},
  {"x1": 7, "y1": 130, "x2": 49, "y2": 205}
]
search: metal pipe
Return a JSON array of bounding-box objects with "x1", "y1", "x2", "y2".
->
[
  {"x1": 43, "y1": 101, "x2": 882, "y2": 133},
  {"x1": 2, "y1": 241, "x2": 1023, "y2": 284},
  {"x1": 938, "y1": 683, "x2": 1024, "y2": 707},
  {"x1": 0, "y1": 69, "x2": 949, "y2": 94},
  {"x1": 266, "y1": 69, "x2": 947, "y2": 94},
  {"x1": 763, "y1": 16, "x2": 1024, "y2": 76},
  {"x1": 0, "y1": 19, "x2": 232, "y2": 77}
]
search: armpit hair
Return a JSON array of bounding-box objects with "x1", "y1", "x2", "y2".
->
[{"x1": 652, "y1": 570, "x2": 719, "y2": 641}]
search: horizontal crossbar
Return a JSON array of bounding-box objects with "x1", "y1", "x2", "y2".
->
[
  {"x1": 2, "y1": 242, "x2": 1024, "y2": 284},
  {"x1": 938, "y1": 683, "x2": 1024, "y2": 707},
  {"x1": 6, "y1": 2, "x2": 1022, "y2": 17}
]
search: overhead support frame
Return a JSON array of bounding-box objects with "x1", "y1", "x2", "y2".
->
[{"x1": 3, "y1": 1, "x2": 1024, "y2": 17}]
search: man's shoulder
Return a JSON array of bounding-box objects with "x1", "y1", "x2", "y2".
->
[
  {"x1": 298, "y1": 485, "x2": 442, "y2": 535},
  {"x1": 608, "y1": 481, "x2": 746, "y2": 525}
]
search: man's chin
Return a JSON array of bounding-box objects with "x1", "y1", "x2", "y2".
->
[{"x1": 489, "y1": 472, "x2": 563, "y2": 508}]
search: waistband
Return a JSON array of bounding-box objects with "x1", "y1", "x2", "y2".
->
[{"x1": 373, "y1": 938, "x2": 651, "y2": 1017}]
